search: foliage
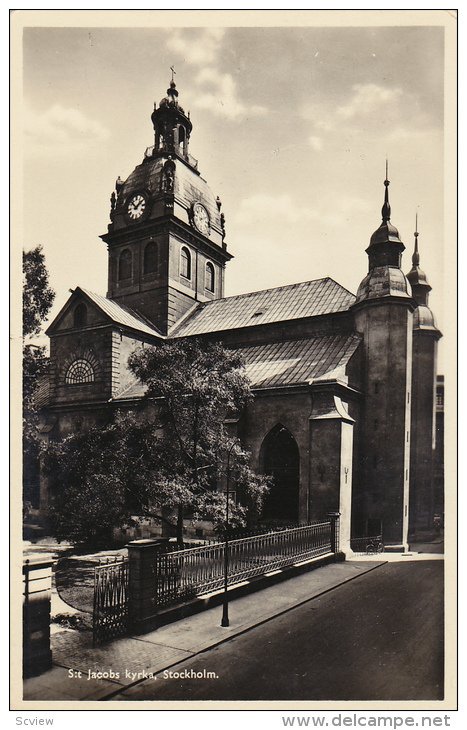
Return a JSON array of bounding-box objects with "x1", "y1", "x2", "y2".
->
[
  {"x1": 127, "y1": 339, "x2": 271, "y2": 541},
  {"x1": 23, "y1": 246, "x2": 55, "y2": 508},
  {"x1": 23, "y1": 245, "x2": 55, "y2": 338},
  {"x1": 45, "y1": 426, "x2": 128, "y2": 546},
  {"x1": 46, "y1": 339, "x2": 271, "y2": 547}
]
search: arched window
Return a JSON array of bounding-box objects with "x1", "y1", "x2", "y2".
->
[
  {"x1": 118, "y1": 248, "x2": 132, "y2": 281},
  {"x1": 73, "y1": 303, "x2": 87, "y2": 328},
  {"x1": 180, "y1": 246, "x2": 191, "y2": 279},
  {"x1": 178, "y1": 125, "x2": 185, "y2": 152},
  {"x1": 65, "y1": 359, "x2": 95, "y2": 385},
  {"x1": 205, "y1": 261, "x2": 215, "y2": 292},
  {"x1": 144, "y1": 241, "x2": 158, "y2": 274},
  {"x1": 260, "y1": 424, "x2": 300, "y2": 523}
]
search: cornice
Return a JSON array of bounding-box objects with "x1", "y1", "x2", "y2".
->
[{"x1": 100, "y1": 215, "x2": 233, "y2": 263}]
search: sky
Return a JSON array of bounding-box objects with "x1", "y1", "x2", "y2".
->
[{"x1": 18, "y1": 13, "x2": 454, "y2": 368}]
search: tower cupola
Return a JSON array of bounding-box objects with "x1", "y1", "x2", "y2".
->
[
  {"x1": 354, "y1": 167, "x2": 413, "y2": 305},
  {"x1": 150, "y1": 74, "x2": 193, "y2": 163},
  {"x1": 367, "y1": 165, "x2": 405, "y2": 269},
  {"x1": 406, "y1": 216, "x2": 440, "y2": 333},
  {"x1": 406, "y1": 214, "x2": 432, "y2": 307},
  {"x1": 100, "y1": 72, "x2": 231, "y2": 334}
]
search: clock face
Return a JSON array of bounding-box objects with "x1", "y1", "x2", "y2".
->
[
  {"x1": 192, "y1": 202, "x2": 210, "y2": 235},
  {"x1": 127, "y1": 194, "x2": 146, "y2": 221}
]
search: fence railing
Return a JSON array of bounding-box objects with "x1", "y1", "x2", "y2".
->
[
  {"x1": 153, "y1": 521, "x2": 333, "y2": 609},
  {"x1": 350, "y1": 535, "x2": 384, "y2": 555},
  {"x1": 93, "y1": 556, "x2": 129, "y2": 645}
]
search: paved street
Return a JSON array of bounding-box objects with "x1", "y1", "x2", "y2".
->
[{"x1": 116, "y1": 560, "x2": 444, "y2": 702}]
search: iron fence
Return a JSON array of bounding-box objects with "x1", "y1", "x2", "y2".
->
[
  {"x1": 153, "y1": 521, "x2": 332, "y2": 609},
  {"x1": 93, "y1": 556, "x2": 129, "y2": 645},
  {"x1": 350, "y1": 535, "x2": 384, "y2": 554}
]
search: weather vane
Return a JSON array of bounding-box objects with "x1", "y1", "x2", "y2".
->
[{"x1": 170, "y1": 65, "x2": 176, "y2": 82}]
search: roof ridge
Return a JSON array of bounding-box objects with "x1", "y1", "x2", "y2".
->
[{"x1": 200, "y1": 277, "x2": 345, "y2": 306}]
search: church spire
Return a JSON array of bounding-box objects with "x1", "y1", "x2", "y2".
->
[
  {"x1": 381, "y1": 160, "x2": 391, "y2": 223},
  {"x1": 354, "y1": 167, "x2": 412, "y2": 306},
  {"x1": 365, "y1": 165, "x2": 405, "y2": 270},
  {"x1": 412, "y1": 212, "x2": 420, "y2": 267},
  {"x1": 407, "y1": 212, "x2": 431, "y2": 306}
]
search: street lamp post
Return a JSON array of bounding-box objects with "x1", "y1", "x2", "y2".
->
[{"x1": 221, "y1": 440, "x2": 236, "y2": 627}]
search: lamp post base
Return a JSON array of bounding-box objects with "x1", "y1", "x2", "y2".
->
[{"x1": 221, "y1": 603, "x2": 229, "y2": 627}]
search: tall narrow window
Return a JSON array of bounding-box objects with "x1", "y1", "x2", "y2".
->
[
  {"x1": 178, "y1": 125, "x2": 186, "y2": 153},
  {"x1": 73, "y1": 303, "x2": 87, "y2": 328},
  {"x1": 205, "y1": 261, "x2": 215, "y2": 292},
  {"x1": 180, "y1": 246, "x2": 191, "y2": 279},
  {"x1": 118, "y1": 248, "x2": 132, "y2": 281},
  {"x1": 144, "y1": 241, "x2": 158, "y2": 274}
]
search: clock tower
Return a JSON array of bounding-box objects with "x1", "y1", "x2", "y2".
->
[{"x1": 101, "y1": 77, "x2": 232, "y2": 335}]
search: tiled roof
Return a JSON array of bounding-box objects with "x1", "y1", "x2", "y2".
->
[
  {"x1": 79, "y1": 288, "x2": 163, "y2": 338},
  {"x1": 34, "y1": 374, "x2": 51, "y2": 409},
  {"x1": 112, "y1": 380, "x2": 147, "y2": 401},
  {"x1": 170, "y1": 278, "x2": 355, "y2": 337},
  {"x1": 111, "y1": 334, "x2": 361, "y2": 401},
  {"x1": 240, "y1": 334, "x2": 361, "y2": 388}
]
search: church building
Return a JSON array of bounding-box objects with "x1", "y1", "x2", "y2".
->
[{"x1": 38, "y1": 78, "x2": 442, "y2": 551}]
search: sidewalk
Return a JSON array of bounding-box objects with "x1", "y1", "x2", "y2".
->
[{"x1": 23, "y1": 557, "x2": 387, "y2": 702}]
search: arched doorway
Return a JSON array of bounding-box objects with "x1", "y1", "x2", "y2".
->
[{"x1": 260, "y1": 424, "x2": 300, "y2": 524}]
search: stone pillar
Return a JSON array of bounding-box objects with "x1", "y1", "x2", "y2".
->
[
  {"x1": 309, "y1": 392, "x2": 354, "y2": 554},
  {"x1": 127, "y1": 539, "x2": 169, "y2": 634},
  {"x1": 327, "y1": 512, "x2": 341, "y2": 554},
  {"x1": 23, "y1": 556, "x2": 53, "y2": 678}
]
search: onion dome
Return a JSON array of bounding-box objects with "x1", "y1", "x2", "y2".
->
[
  {"x1": 367, "y1": 164, "x2": 405, "y2": 266},
  {"x1": 354, "y1": 165, "x2": 412, "y2": 306},
  {"x1": 405, "y1": 216, "x2": 440, "y2": 334},
  {"x1": 355, "y1": 266, "x2": 412, "y2": 304},
  {"x1": 413, "y1": 305, "x2": 437, "y2": 330}
]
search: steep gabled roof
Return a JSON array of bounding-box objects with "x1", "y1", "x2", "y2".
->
[
  {"x1": 170, "y1": 278, "x2": 355, "y2": 337},
  {"x1": 46, "y1": 287, "x2": 163, "y2": 339},
  {"x1": 79, "y1": 289, "x2": 164, "y2": 337}
]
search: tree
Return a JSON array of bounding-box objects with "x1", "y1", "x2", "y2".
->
[
  {"x1": 23, "y1": 246, "x2": 55, "y2": 511},
  {"x1": 127, "y1": 339, "x2": 270, "y2": 544},
  {"x1": 46, "y1": 339, "x2": 270, "y2": 547},
  {"x1": 45, "y1": 426, "x2": 128, "y2": 546},
  {"x1": 23, "y1": 245, "x2": 55, "y2": 338}
]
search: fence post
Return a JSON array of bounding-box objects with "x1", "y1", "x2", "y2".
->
[
  {"x1": 127, "y1": 539, "x2": 168, "y2": 634},
  {"x1": 23, "y1": 557, "x2": 54, "y2": 678},
  {"x1": 326, "y1": 512, "x2": 341, "y2": 555}
]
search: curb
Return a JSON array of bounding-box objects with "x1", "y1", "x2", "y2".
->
[
  {"x1": 99, "y1": 558, "x2": 387, "y2": 701},
  {"x1": 142, "y1": 551, "x2": 344, "y2": 632}
]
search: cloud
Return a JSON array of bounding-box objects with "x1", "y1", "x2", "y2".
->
[
  {"x1": 235, "y1": 193, "x2": 318, "y2": 227},
  {"x1": 165, "y1": 29, "x2": 267, "y2": 120},
  {"x1": 24, "y1": 103, "x2": 109, "y2": 155},
  {"x1": 302, "y1": 83, "x2": 405, "y2": 134},
  {"x1": 336, "y1": 83, "x2": 403, "y2": 120},
  {"x1": 166, "y1": 28, "x2": 225, "y2": 66},
  {"x1": 193, "y1": 68, "x2": 267, "y2": 120}
]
